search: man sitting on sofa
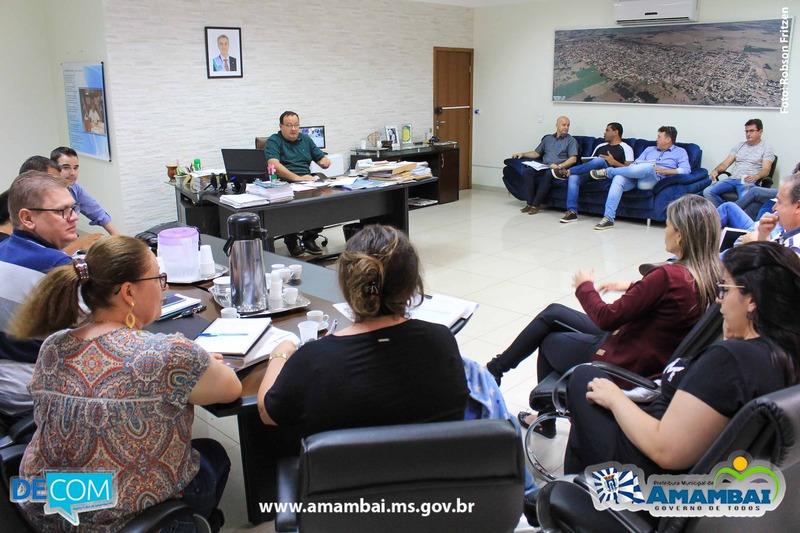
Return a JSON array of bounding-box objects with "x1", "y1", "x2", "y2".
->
[
  {"x1": 507, "y1": 116, "x2": 578, "y2": 215},
  {"x1": 702, "y1": 118, "x2": 774, "y2": 207},
  {"x1": 553, "y1": 122, "x2": 633, "y2": 224},
  {"x1": 590, "y1": 126, "x2": 690, "y2": 230}
]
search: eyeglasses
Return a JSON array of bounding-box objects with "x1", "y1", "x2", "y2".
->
[
  {"x1": 744, "y1": 129, "x2": 759, "y2": 134},
  {"x1": 281, "y1": 123, "x2": 300, "y2": 130},
  {"x1": 131, "y1": 273, "x2": 168, "y2": 289},
  {"x1": 716, "y1": 283, "x2": 745, "y2": 299},
  {"x1": 27, "y1": 204, "x2": 81, "y2": 220}
]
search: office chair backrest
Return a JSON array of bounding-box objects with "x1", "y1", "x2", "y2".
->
[
  {"x1": 669, "y1": 302, "x2": 723, "y2": 363},
  {"x1": 660, "y1": 383, "x2": 800, "y2": 533},
  {"x1": 255, "y1": 136, "x2": 268, "y2": 150},
  {"x1": 295, "y1": 419, "x2": 525, "y2": 533}
]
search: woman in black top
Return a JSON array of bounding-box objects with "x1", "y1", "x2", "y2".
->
[
  {"x1": 257, "y1": 225, "x2": 469, "y2": 437},
  {"x1": 565, "y1": 241, "x2": 800, "y2": 477}
]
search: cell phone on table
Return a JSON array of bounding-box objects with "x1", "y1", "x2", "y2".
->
[{"x1": 162, "y1": 294, "x2": 186, "y2": 307}]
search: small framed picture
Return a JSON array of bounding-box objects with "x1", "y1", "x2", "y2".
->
[
  {"x1": 385, "y1": 125, "x2": 399, "y2": 144},
  {"x1": 401, "y1": 124, "x2": 412, "y2": 144},
  {"x1": 205, "y1": 27, "x2": 243, "y2": 78}
]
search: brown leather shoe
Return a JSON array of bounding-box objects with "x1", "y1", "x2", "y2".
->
[
  {"x1": 520, "y1": 205, "x2": 532, "y2": 213},
  {"x1": 528, "y1": 205, "x2": 540, "y2": 215}
]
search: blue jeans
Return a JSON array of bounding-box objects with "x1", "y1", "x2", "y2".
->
[
  {"x1": 603, "y1": 164, "x2": 660, "y2": 221},
  {"x1": 718, "y1": 202, "x2": 755, "y2": 231},
  {"x1": 566, "y1": 159, "x2": 607, "y2": 212},
  {"x1": 735, "y1": 186, "x2": 777, "y2": 220},
  {"x1": 167, "y1": 438, "x2": 231, "y2": 532},
  {"x1": 703, "y1": 179, "x2": 753, "y2": 207}
]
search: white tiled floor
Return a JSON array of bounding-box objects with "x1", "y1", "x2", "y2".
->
[{"x1": 198, "y1": 188, "x2": 670, "y2": 532}]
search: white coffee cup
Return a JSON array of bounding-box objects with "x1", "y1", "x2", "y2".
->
[
  {"x1": 283, "y1": 287, "x2": 298, "y2": 305},
  {"x1": 306, "y1": 310, "x2": 329, "y2": 324},
  {"x1": 278, "y1": 268, "x2": 292, "y2": 283},
  {"x1": 298, "y1": 320, "x2": 318, "y2": 344},
  {"x1": 220, "y1": 307, "x2": 238, "y2": 319},
  {"x1": 360, "y1": 139, "x2": 367, "y2": 149},
  {"x1": 213, "y1": 276, "x2": 231, "y2": 292},
  {"x1": 289, "y1": 264, "x2": 302, "y2": 280},
  {"x1": 271, "y1": 263, "x2": 286, "y2": 271}
]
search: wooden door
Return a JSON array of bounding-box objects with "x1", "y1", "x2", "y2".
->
[{"x1": 433, "y1": 47, "x2": 473, "y2": 190}]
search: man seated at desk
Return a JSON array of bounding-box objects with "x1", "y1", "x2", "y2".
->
[{"x1": 265, "y1": 111, "x2": 331, "y2": 257}]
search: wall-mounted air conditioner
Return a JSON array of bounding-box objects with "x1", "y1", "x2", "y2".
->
[{"x1": 614, "y1": 0, "x2": 699, "y2": 25}]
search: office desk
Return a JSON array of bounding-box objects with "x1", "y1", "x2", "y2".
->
[{"x1": 173, "y1": 177, "x2": 438, "y2": 251}]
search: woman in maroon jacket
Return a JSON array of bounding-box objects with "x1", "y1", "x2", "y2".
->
[{"x1": 487, "y1": 195, "x2": 723, "y2": 432}]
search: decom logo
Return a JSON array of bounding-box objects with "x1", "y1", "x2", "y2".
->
[
  {"x1": 588, "y1": 453, "x2": 785, "y2": 518},
  {"x1": 10, "y1": 471, "x2": 117, "y2": 526}
]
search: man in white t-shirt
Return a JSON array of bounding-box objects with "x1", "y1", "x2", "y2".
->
[{"x1": 703, "y1": 119, "x2": 775, "y2": 207}]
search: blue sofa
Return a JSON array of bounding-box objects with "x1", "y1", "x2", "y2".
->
[{"x1": 502, "y1": 135, "x2": 711, "y2": 223}]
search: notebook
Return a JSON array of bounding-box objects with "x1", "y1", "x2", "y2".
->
[
  {"x1": 194, "y1": 317, "x2": 272, "y2": 356},
  {"x1": 221, "y1": 149, "x2": 268, "y2": 181}
]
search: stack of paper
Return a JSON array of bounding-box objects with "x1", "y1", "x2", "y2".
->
[
  {"x1": 247, "y1": 182, "x2": 294, "y2": 202},
  {"x1": 362, "y1": 161, "x2": 417, "y2": 177},
  {"x1": 221, "y1": 326, "x2": 298, "y2": 371},
  {"x1": 218, "y1": 193, "x2": 270, "y2": 208}
]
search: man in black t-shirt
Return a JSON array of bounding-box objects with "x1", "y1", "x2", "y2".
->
[{"x1": 555, "y1": 122, "x2": 634, "y2": 223}]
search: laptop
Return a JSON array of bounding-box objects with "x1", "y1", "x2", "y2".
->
[{"x1": 221, "y1": 149, "x2": 268, "y2": 181}]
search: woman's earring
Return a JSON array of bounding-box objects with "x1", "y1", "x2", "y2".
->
[
  {"x1": 126, "y1": 302, "x2": 137, "y2": 329},
  {"x1": 745, "y1": 309, "x2": 755, "y2": 322}
]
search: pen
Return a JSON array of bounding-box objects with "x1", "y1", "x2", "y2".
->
[
  {"x1": 326, "y1": 319, "x2": 338, "y2": 336},
  {"x1": 197, "y1": 333, "x2": 249, "y2": 337}
]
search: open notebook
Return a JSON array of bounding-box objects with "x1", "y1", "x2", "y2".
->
[{"x1": 194, "y1": 317, "x2": 272, "y2": 356}]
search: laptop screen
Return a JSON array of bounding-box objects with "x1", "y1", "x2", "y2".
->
[{"x1": 221, "y1": 149, "x2": 267, "y2": 180}]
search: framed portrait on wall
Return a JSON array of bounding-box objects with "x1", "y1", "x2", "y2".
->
[
  {"x1": 205, "y1": 26, "x2": 243, "y2": 78},
  {"x1": 385, "y1": 125, "x2": 399, "y2": 145}
]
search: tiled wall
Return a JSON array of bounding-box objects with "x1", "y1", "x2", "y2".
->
[{"x1": 102, "y1": 0, "x2": 473, "y2": 233}]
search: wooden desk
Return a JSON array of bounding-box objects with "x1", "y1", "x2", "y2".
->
[{"x1": 173, "y1": 177, "x2": 438, "y2": 251}]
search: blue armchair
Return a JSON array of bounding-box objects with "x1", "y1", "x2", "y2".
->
[{"x1": 503, "y1": 135, "x2": 711, "y2": 224}]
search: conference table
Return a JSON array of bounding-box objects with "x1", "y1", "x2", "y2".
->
[
  {"x1": 153, "y1": 234, "x2": 470, "y2": 524},
  {"x1": 172, "y1": 176, "x2": 439, "y2": 251}
]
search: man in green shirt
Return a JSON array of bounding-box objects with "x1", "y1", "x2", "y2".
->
[{"x1": 265, "y1": 111, "x2": 331, "y2": 256}]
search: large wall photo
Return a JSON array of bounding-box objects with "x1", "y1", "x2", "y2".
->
[{"x1": 553, "y1": 19, "x2": 792, "y2": 108}]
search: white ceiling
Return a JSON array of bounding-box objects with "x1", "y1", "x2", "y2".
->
[{"x1": 407, "y1": 0, "x2": 540, "y2": 7}]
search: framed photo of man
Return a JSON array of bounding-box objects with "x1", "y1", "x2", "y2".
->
[{"x1": 205, "y1": 27, "x2": 243, "y2": 79}]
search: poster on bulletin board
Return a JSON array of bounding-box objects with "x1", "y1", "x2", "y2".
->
[{"x1": 62, "y1": 62, "x2": 111, "y2": 161}]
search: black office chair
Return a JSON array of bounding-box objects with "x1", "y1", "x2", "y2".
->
[
  {"x1": 274, "y1": 419, "x2": 526, "y2": 533},
  {"x1": 0, "y1": 444, "x2": 210, "y2": 532},
  {"x1": 536, "y1": 383, "x2": 800, "y2": 532},
  {"x1": 526, "y1": 302, "x2": 724, "y2": 480},
  {"x1": 0, "y1": 414, "x2": 35, "y2": 450},
  {"x1": 719, "y1": 154, "x2": 778, "y2": 203}
]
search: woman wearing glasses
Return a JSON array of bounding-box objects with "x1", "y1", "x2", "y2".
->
[
  {"x1": 489, "y1": 195, "x2": 723, "y2": 434},
  {"x1": 9, "y1": 236, "x2": 241, "y2": 531},
  {"x1": 564, "y1": 241, "x2": 800, "y2": 478}
]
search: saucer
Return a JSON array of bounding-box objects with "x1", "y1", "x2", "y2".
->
[{"x1": 317, "y1": 321, "x2": 329, "y2": 331}]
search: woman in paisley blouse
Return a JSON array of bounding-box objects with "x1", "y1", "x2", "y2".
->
[{"x1": 10, "y1": 236, "x2": 241, "y2": 532}]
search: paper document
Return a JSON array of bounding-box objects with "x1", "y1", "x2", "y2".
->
[
  {"x1": 410, "y1": 294, "x2": 478, "y2": 327},
  {"x1": 335, "y1": 293, "x2": 478, "y2": 328},
  {"x1": 290, "y1": 183, "x2": 316, "y2": 192},
  {"x1": 218, "y1": 193, "x2": 270, "y2": 208},
  {"x1": 521, "y1": 161, "x2": 549, "y2": 171},
  {"x1": 194, "y1": 317, "x2": 272, "y2": 356},
  {"x1": 222, "y1": 326, "x2": 298, "y2": 371}
]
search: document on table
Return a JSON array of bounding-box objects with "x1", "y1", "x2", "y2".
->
[
  {"x1": 334, "y1": 294, "x2": 478, "y2": 328},
  {"x1": 194, "y1": 317, "x2": 272, "y2": 356},
  {"x1": 221, "y1": 326, "x2": 299, "y2": 371},
  {"x1": 521, "y1": 161, "x2": 549, "y2": 171}
]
